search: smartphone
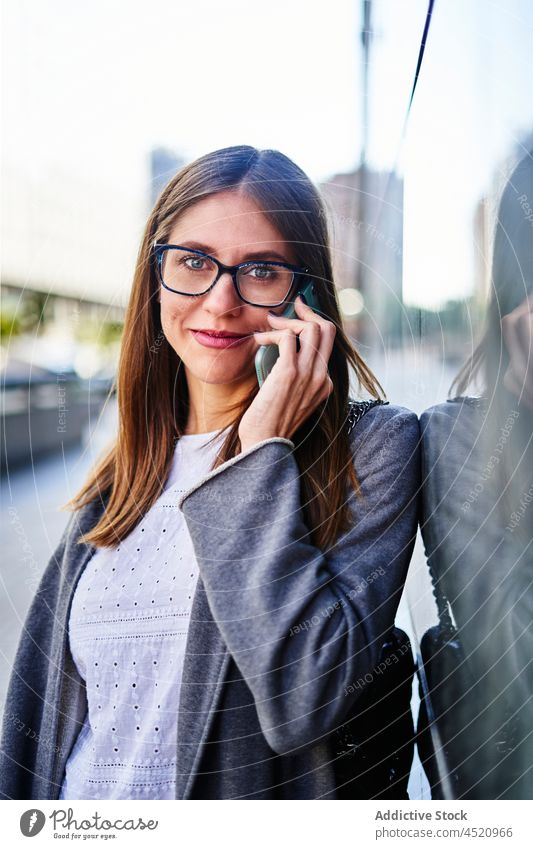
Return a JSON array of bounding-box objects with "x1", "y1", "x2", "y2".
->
[{"x1": 255, "y1": 278, "x2": 321, "y2": 387}]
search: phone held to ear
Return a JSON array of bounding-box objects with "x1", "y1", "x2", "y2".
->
[{"x1": 254, "y1": 278, "x2": 320, "y2": 388}]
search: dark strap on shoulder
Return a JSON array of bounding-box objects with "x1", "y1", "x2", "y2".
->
[
  {"x1": 447, "y1": 395, "x2": 488, "y2": 410},
  {"x1": 346, "y1": 398, "x2": 389, "y2": 434}
]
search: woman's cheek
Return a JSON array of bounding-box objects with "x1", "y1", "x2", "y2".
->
[{"x1": 160, "y1": 298, "x2": 189, "y2": 332}]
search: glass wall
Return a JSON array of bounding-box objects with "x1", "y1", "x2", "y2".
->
[{"x1": 361, "y1": 0, "x2": 533, "y2": 800}]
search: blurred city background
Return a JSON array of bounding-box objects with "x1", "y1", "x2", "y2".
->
[{"x1": 1, "y1": 0, "x2": 532, "y2": 799}]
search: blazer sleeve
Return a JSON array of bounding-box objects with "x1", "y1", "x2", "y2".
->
[
  {"x1": 0, "y1": 512, "x2": 73, "y2": 799},
  {"x1": 177, "y1": 405, "x2": 421, "y2": 756}
]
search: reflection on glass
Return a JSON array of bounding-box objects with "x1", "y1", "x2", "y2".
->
[{"x1": 417, "y1": 149, "x2": 533, "y2": 799}]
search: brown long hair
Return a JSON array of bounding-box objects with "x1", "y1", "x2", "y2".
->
[
  {"x1": 449, "y1": 148, "x2": 533, "y2": 531},
  {"x1": 450, "y1": 148, "x2": 533, "y2": 401},
  {"x1": 64, "y1": 145, "x2": 385, "y2": 550}
]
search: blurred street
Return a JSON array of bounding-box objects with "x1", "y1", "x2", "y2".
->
[{"x1": 0, "y1": 398, "x2": 118, "y2": 711}]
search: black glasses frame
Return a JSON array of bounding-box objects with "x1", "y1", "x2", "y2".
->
[{"x1": 152, "y1": 242, "x2": 311, "y2": 307}]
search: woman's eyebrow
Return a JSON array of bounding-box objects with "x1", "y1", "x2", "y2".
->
[{"x1": 176, "y1": 241, "x2": 292, "y2": 263}]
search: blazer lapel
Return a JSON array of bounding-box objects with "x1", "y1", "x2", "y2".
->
[
  {"x1": 49, "y1": 541, "x2": 97, "y2": 797},
  {"x1": 44, "y1": 493, "x2": 229, "y2": 800},
  {"x1": 176, "y1": 573, "x2": 230, "y2": 799},
  {"x1": 49, "y1": 496, "x2": 109, "y2": 797}
]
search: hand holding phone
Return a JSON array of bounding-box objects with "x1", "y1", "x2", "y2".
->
[
  {"x1": 255, "y1": 279, "x2": 321, "y2": 387},
  {"x1": 241, "y1": 284, "x2": 335, "y2": 450}
]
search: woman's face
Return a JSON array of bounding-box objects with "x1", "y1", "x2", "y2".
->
[{"x1": 158, "y1": 189, "x2": 299, "y2": 386}]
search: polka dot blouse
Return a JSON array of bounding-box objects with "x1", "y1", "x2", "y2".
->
[{"x1": 59, "y1": 426, "x2": 230, "y2": 800}]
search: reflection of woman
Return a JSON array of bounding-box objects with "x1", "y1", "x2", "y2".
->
[
  {"x1": 0, "y1": 146, "x2": 420, "y2": 800},
  {"x1": 419, "y1": 149, "x2": 533, "y2": 798}
]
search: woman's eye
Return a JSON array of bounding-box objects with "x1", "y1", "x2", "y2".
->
[
  {"x1": 248, "y1": 265, "x2": 274, "y2": 279},
  {"x1": 184, "y1": 256, "x2": 205, "y2": 270}
]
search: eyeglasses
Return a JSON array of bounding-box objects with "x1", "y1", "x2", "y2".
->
[{"x1": 153, "y1": 242, "x2": 311, "y2": 307}]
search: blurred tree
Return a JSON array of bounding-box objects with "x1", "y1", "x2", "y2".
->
[{"x1": 75, "y1": 319, "x2": 124, "y2": 348}]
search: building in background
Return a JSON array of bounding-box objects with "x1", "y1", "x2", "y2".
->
[
  {"x1": 320, "y1": 166, "x2": 404, "y2": 353},
  {"x1": 150, "y1": 147, "x2": 185, "y2": 208}
]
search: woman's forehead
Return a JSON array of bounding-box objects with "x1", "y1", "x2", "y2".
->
[{"x1": 167, "y1": 190, "x2": 293, "y2": 254}]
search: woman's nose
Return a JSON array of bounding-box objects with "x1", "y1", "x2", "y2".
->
[{"x1": 202, "y1": 270, "x2": 243, "y2": 313}]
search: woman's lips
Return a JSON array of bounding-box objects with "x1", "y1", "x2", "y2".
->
[{"x1": 191, "y1": 330, "x2": 252, "y2": 349}]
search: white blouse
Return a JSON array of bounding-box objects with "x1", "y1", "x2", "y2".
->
[{"x1": 59, "y1": 426, "x2": 230, "y2": 800}]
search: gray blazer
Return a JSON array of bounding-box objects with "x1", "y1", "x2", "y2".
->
[{"x1": 0, "y1": 402, "x2": 420, "y2": 800}]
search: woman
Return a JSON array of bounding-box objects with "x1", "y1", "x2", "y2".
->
[
  {"x1": 0, "y1": 145, "x2": 420, "y2": 800},
  {"x1": 417, "y1": 148, "x2": 533, "y2": 799}
]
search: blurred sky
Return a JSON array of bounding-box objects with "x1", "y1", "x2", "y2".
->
[{"x1": 2, "y1": 0, "x2": 532, "y2": 307}]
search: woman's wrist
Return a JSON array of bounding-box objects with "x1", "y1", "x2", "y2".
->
[{"x1": 240, "y1": 438, "x2": 273, "y2": 453}]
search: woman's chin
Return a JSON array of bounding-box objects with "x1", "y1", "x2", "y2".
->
[{"x1": 184, "y1": 360, "x2": 256, "y2": 386}]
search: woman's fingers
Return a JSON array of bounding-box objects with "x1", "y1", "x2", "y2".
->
[
  {"x1": 253, "y1": 327, "x2": 333, "y2": 407},
  {"x1": 293, "y1": 296, "x2": 337, "y2": 395},
  {"x1": 253, "y1": 328, "x2": 299, "y2": 376},
  {"x1": 243, "y1": 299, "x2": 335, "y2": 444},
  {"x1": 267, "y1": 295, "x2": 336, "y2": 384}
]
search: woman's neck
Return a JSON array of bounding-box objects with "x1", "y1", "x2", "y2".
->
[{"x1": 184, "y1": 372, "x2": 256, "y2": 435}]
